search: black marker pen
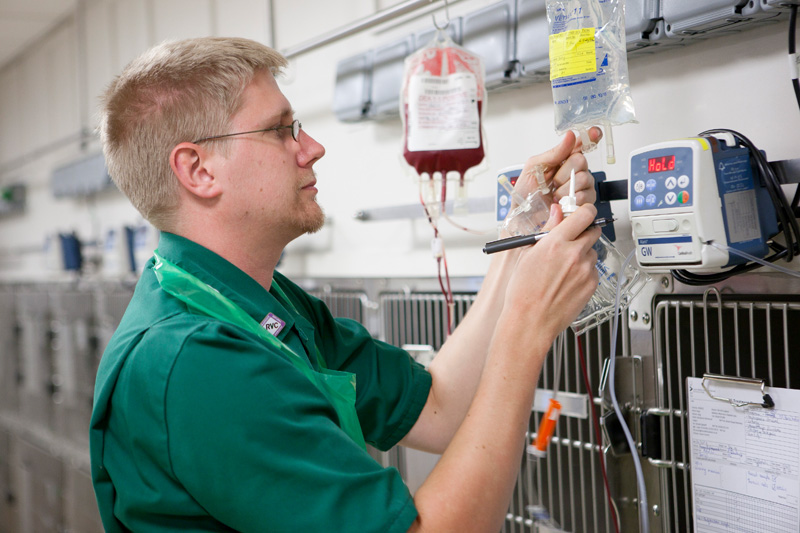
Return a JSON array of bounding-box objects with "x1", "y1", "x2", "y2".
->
[{"x1": 482, "y1": 217, "x2": 616, "y2": 255}]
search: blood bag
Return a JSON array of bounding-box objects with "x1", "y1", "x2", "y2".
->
[
  {"x1": 546, "y1": 0, "x2": 636, "y2": 164},
  {"x1": 400, "y1": 30, "x2": 489, "y2": 337},
  {"x1": 401, "y1": 29, "x2": 487, "y2": 192}
]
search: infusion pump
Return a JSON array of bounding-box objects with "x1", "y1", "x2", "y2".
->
[{"x1": 629, "y1": 136, "x2": 777, "y2": 272}]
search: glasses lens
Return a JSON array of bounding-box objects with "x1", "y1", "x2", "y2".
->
[{"x1": 292, "y1": 120, "x2": 301, "y2": 141}]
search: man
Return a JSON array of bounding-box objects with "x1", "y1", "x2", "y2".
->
[{"x1": 90, "y1": 37, "x2": 602, "y2": 532}]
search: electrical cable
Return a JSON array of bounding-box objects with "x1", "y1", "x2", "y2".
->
[
  {"x1": 577, "y1": 336, "x2": 621, "y2": 533},
  {"x1": 672, "y1": 128, "x2": 800, "y2": 285},
  {"x1": 791, "y1": 174, "x2": 800, "y2": 218},
  {"x1": 790, "y1": 6, "x2": 800, "y2": 112},
  {"x1": 708, "y1": 129, "x2": 800, "y2": 257}
]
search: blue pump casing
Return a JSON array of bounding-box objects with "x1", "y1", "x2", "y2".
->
[
  {"x1": 630, "y1": 136, "x2": 778, "y2": 271},
  {"x1": 710, "y1": 138, "x2": 777, "y2": 266}
]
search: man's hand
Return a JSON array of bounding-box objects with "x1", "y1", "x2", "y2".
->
[
  {"x1": 502, "y1": 202, "x2": 601, "y2": 349},
  {"x1": 513, "y1": 127, "x2": 603, "y2": 211},
  {"x1": 407, "y1": 201, "x2": 602, "y2": 533}
]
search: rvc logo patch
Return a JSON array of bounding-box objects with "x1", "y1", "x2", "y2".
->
[{"x1": 260, "y1": 313, "x2": 286, "y2": 336}]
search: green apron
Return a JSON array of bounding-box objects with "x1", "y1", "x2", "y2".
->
[{"x1": 152, "y1": 251, "x2": 367, "y2": 450}]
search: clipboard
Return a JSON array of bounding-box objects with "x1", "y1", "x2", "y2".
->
[
  {"x1": 688, "y1": 374, "x2": 800, "y2": 533},
  {"x1": 701, "y1": 373, "x2": 775, "y2": 409}
]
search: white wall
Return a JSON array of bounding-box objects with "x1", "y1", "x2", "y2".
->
[{"x1": 1, "y1": 0, "x2": 798, "y2": 282}]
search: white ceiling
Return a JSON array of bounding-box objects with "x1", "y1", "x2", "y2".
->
[{"x1": 0, "y1": 0, "x2": 77, "y2": 70}]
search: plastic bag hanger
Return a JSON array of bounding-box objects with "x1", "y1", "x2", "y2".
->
[{"x1": 432, "y1": 0, "x2": 450, "y2": 31}]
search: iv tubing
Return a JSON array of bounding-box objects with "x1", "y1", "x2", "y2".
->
[
  {"x1": 528, "y1": 333, "x2": 565, "y2": 457},
  {"x1": 603, "y1": 122, "x2": 616, "y2": 165},
  {"x1": 577, "y1": 336, "x2": 621, "y2": 533},
  {"x1": 418, "y1": 180, "x2": 455, "y2": 335},
  {"x1": 608, "y1": 249, "x2": 650, "y2": 532},
  {"x1": 708, "y1": 241, "x2": 800, "y2": 279},
  {"x1": 553, "y1": 333, "x2": 563, "y2": 400},
  {"x1": 439, "y1": 201, "x2": 494, "y2": 235},
  {"x1": 529, "y1": 164, "x2": 551, "y2": 195},
  {"x1": 439, "y1": 174, "x2": 494, "y2": 235}
]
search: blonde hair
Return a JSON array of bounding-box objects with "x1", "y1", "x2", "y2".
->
[{"x1": 99, "y1": 37, "x2": 288, "y2": 230}]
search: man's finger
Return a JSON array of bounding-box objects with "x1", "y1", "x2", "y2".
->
[
  {"x1": 541, "y1": 203, "x2": 563, "y2": 232},
  {"x1": 572, "y1": 126, "x2": 604, "y2": 154},
  {"x1": 547, "y1": 203, "x2": 598, "y2": 242}
]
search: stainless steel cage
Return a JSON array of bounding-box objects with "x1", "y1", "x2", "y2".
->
[
  {"x1": 3, "y1": 272, "x2": 800, "y2": 532},
  {"x1": 652, "y1": 287, "x2": 800, "y2": 533}
]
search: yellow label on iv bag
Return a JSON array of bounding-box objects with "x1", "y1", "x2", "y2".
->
[{"x1": 549, "y1": 28, "x2": 596, "y2": 80}]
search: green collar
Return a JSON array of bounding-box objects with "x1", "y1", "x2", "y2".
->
[
  {"x1": 156, "y1": 232, "x2": 304, "y2": 346},
  {"x1": 156, "y1": 233, "x2": 271, "y2": 318}
]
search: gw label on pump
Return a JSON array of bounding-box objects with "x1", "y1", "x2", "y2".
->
[{"x1": 637, "y1": 235, "x2": 697, "y2": 262}]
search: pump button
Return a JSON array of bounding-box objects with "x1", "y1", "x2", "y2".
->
[{"x1": 653, "y1": 219, "x2": 678, "y2": 233}]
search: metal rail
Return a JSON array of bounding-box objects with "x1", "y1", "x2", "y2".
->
[{"x1": 281, "y1": 0, "x2": 444, "y2": 58}]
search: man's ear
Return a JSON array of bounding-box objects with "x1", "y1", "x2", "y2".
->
[{"x1": 170, "y1": 142, "x2": 223, "y2": 199}]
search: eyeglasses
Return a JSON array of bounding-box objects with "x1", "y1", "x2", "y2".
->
[{"x1": 192, "y1": 119, "x2": 302, "y2": 144}]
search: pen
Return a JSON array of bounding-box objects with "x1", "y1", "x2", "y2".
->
[{"x1": 482, "y1": 217, "x2": 616, "y2": 255}]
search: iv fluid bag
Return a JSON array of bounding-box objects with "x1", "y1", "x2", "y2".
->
[
  {"x1": 571, "y1": 234, "x2": 648, "y2": 335},
  {"x1": 502, "y1": 189, "x2": 551, "y2": 236},
  {"x1": 401, "y1": 30, "x2": 487, "y2": 180},
  {"x1": 546, "y1": 0, "x2": 635, "y2": 149},
  {"x1": 500, "y1": 178, "x2": 551, "y2": 237}
]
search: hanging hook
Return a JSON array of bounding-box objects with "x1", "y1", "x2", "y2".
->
[{"x1": 432, "y1": 0, "x2": 451, "y2": 31}]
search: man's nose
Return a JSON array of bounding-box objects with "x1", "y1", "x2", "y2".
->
[{"x1": 297, "y1": 130, "x2": 325, "y2": 166}]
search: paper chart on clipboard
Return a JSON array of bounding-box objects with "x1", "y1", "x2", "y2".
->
[{"x1": 688, "y1": 376, "x2": 800, "y2": 533}]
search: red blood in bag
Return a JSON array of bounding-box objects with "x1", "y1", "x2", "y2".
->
[
  {"x1": 403, "y1": 101, "x2": 484, "y2": 178},
  {"x1": 402, "y1": 44, "x2": 485, "y2": 178}
]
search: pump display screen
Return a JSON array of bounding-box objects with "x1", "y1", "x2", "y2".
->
[
  {"x1": 648, "y1": 155, "x2": 676, "y2": 173},
  {"x1": 631, "y1": 147, "x2": 693, "y2": 212}
]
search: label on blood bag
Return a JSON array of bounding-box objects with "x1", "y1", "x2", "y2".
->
[{"x1": 407, "y1": 72, "x2": 480, "y2": 152}]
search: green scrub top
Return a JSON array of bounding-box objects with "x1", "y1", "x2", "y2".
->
[{"x1": 90, "y1": 232, "x2": 432, "y2": 532}]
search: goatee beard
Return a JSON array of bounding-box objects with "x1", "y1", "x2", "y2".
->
[{"x1": 302, "y1": 203, "x2": 326, "y2": 235}]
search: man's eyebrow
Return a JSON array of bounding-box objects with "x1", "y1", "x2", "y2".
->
[{"x1": 260, "y1": 108, "x2": 295, "y2": 127}]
